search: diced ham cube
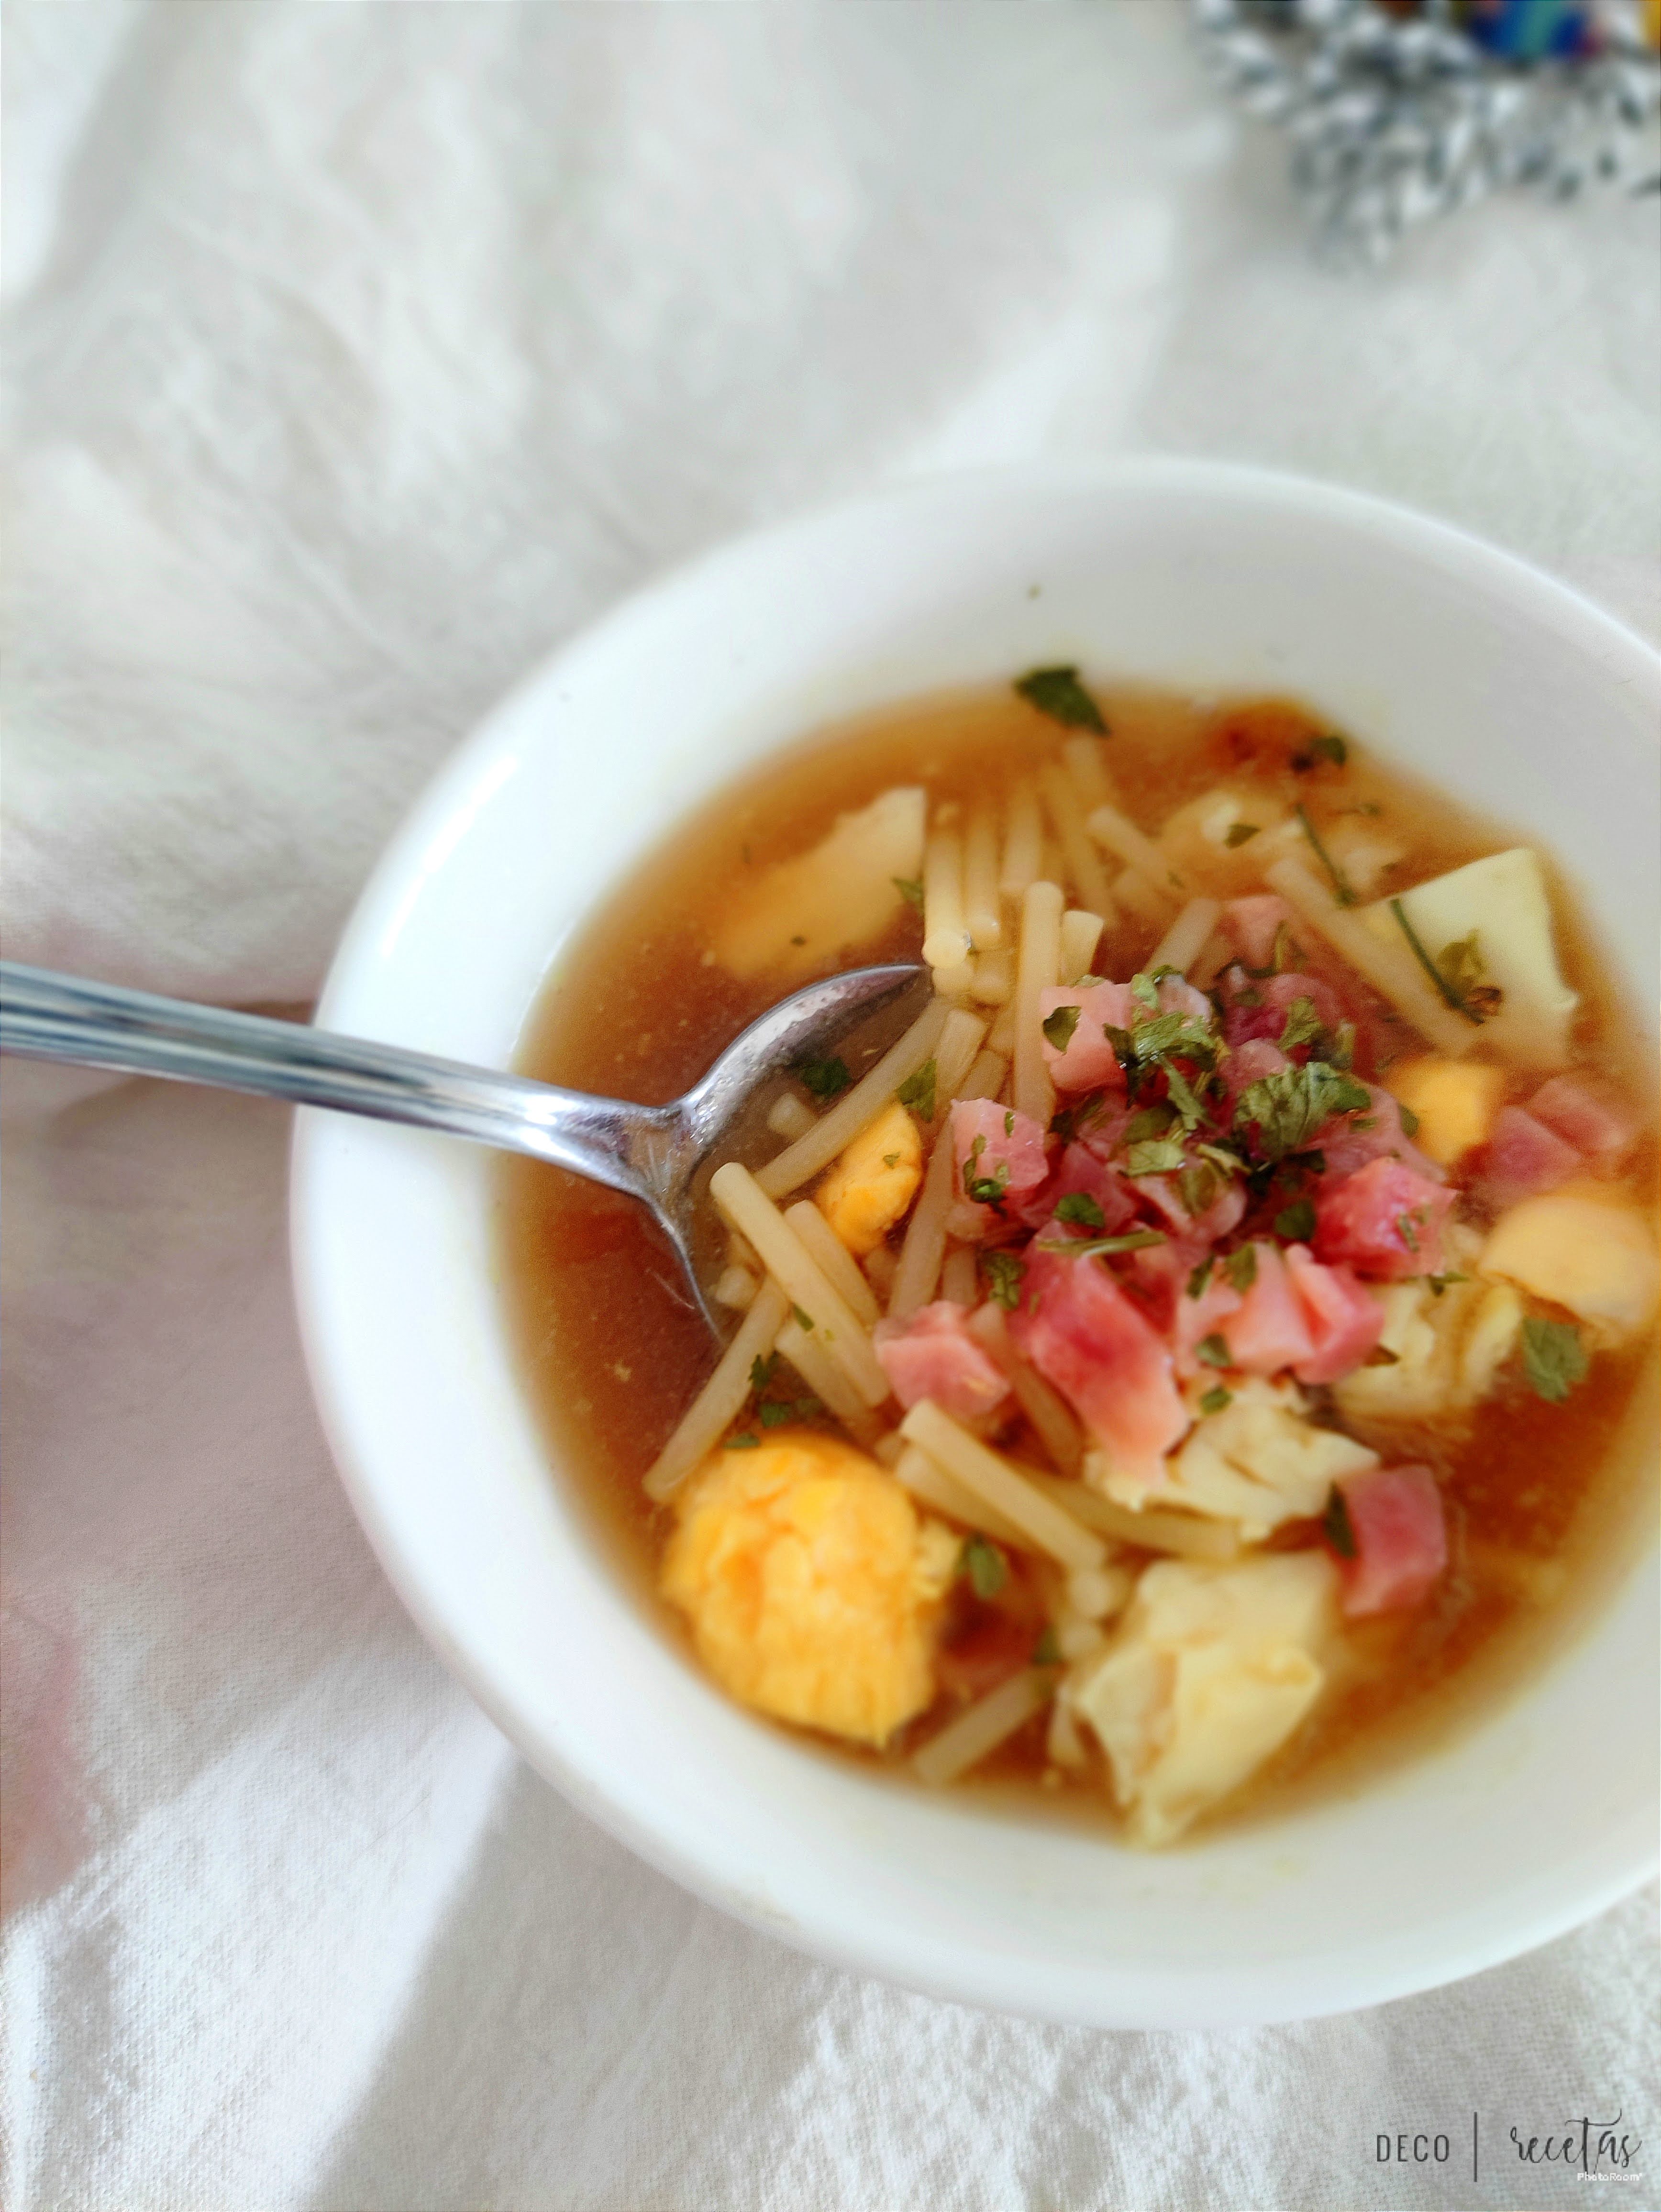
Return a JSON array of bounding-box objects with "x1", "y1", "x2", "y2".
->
[
  {"x1": 1284, "y1": 1245, "x2": 1386, "y2": 1385},
  {"x1": 1473, "y1": 1105, "x2": 1580, "y2": 1213},
  {"x1": 1218, "y1": 1038, "x2": 1289, "y2": 1110},
  {"x1": 1526, "y1": 1075, "x2": 1638, "y2": 1169},
  {"x1": 1319, "y1": 1084, "x2": 1445, "y2": 1187},
  {"x1": 1037, "y1": 981, "x2": 1133, "y2": 1094},
  {"x1": 1017, "y1": 1142, "x2": 1137, "y2": 1237},
  {"x1": 1007, "y1": 1249, "x2": 1188, "y2": 1493},
  {"x1": 1312, "y1": 1156, "x2": 1455, "y2": 1281},
  {"x1": 1138, "y1": 1172, "x2": 1248, "y2": 1247},
  {"x1": 1219, "y1": 1242, "x2": 1316, "y2": 1375},
  {"x1": 944, "y1": 1100, "x2": 1050, "y2": 1238},
  {"x1": 1220, "y1": 894, "x2": 1298, "y2": 973},
  {"x1": 873, "y1": 1303, "x2": 1011, "y2": 1422},
  {"x1": 1221, "y1": 971, "x2": 1343, "y2": 1056},
  {"x1": 1153, "y1": 975, "x2": 1214, "y2": 1027},
  {"x1": 1170, "y1": 1264, "x2": 1245, "y2": 1378},
  {"x1": 1329, "y1": 1464, "x2": 1447, "y2": 1617}
]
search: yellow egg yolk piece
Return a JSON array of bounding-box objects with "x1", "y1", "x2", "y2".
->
[
  {"x1": 814, "y1": 1099, "x2": 923, "y2": 1256},
  {"x1": 660, "y1": 1433, "x2": 956, "y2": 1746}
]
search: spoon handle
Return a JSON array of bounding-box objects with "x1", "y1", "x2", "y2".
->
[{"x1": 0, "y1": 960, "x2": 670, "y2": 1196}]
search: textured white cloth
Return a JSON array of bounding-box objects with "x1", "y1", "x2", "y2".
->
[{"x1": 3, "y1": 6, "x2": 1658, "y2": 2209}]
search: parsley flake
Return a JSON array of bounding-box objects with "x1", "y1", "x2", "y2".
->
[
  {"x1": 749, "y1": 1354, "x2": 779, "y2": 1395},
  {"x1": 1032, "y1": 1626, "x2": 1063, "y2": 1667},
  {"x1": 1042, "y1": 1003, "x2": 1082, "y2": 1052},
  {"x1": 1277, "y1": 995, "x2": 1325, "y2": 1052},
  {"x1": 1388, "y1": 899, "x2": 1490, "y2": 1026},
  {"x1": 1195, "y1": 1334, "x2": 1232, "y2": 1370},
  {"x1": 1322, "y1": 1484, "x2": 1357, "y2": 1558},
  {"x1": 1397, "y1": 1101, "x2": 1420, "y2": 1138},
  {"x1": 1014, "y1": 665, "x2": 1106, "y2": 732},
  {"x1": 797, "y1": 1055, "x2": 851, "y2": 1101},
  {"x1": 897, "y1": 1059, "x2": 937, "y2": 1122},
  {"x1": 960, "y1": 1532, "x2": 1008, "y2": 1599},
  {"x1": 1053, "y1": 1191, "x2": 1106, "y2": 1229},
  {"x1": 980, "y1": 1251, "x2": 1027, "y2": 1311},
  {"x1": 893, "y1": 875, "x2": 925, "y2": 912},
  {"x1": 1225, "y1": 1244, "x2": 1258, "y2": 1293},
  {"x1": 1187, "y1": 1255, "x2": 1216, "y2": 1300},
  {"x1": 1274, "y1": 1197, "x2": 1317, "y2": 1242},
  {"x1": 1126, "y1": 1138, "x2": 1187, "y2": 1177},
  {"x1": 1296, "y1": 803, "x2": 1356, "y2": 906},
  {"x1": 1224, "y1": 821, "x2": 1261, "y2": 848},
  {"x1": 725, "y1": 1432, "x2": 761, "y2": 1451},
  {"x1": 791, "y1": 1304, "x2": 814, "y2": 1332},
  {"x1": 1233, "y1": 1061, "x2": 1371, "y2": 1163},
  {"x1": 1198, "y1": 1385, "x2": 1233, "y2": 1416},
  {"x1": 1522, "y1": 1316, "x2": 1588, "y2": 1404}
]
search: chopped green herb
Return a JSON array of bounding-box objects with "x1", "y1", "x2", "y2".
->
[
  {"x1": 1054, "y1": 1191, "x2": 1106, "y2": 1229},
  {"x1": 1225, "y1": 1244, "x2": 1259, "y2": 1293},
  {"x1": 1322, "y1": 1484, "x2": 1357, "y2": 1558},
  {"x1": 1397, "y1": 1101, "x2": 1420, "y2": 1139},
  {"x1": 1187, "y1": 1254, "x2": 1216, "y2": 1300},
  {"x1": 759, "y1": 1401, "x2": 793, "y2": 1428},
  {"x1": 1032, "y1": 1626, "x2": 1063, "y2": 1667},
  {"x1": 1426, "y1": 1270, "x2": 1469, "y2": 1297},
  {"x1": 882, "y1": 1152, "x2": 900, "y2": 1168},
  {"x1": 1277, "y1": 995, "x2": 1325, "y2": 1052},
  {"x1": 749, "y1": 1354, "x2": 779, "y2": 1395},
  {"x1": 893, "y1": 875, "x2": 925, "y2": 912},
  {"x1": 1125, "y1": 1103, "x2": 1176, "y2": 1144},
  {"x1": 1352, "y1": 1116, "x2": 1378, "y2": 1132},
  {"x1": 1295, "y1": 804, "x2": 1355, "y2": 906},
  {"x1": 791, "y1": 1304, "x2": 814, "y2": 1332},
  {"x1": 1178, "y1": 1162, "x2": 1220, "y2": 1219},
  {"x1": 1034, "y1": 1228, "x2": 1167, "y2": 1260},
  {"x1": 1196, "y1": 1333, "x2": 1232, "y2": 1370},
  {"x1": 1233, "y1": 1060, "x2": 1371, "y2": 1163},
  {"x1": 1163, "y1": 1062, "x2": 1209, "y2": 1134},
  {"x1": 1126, "y1": 1138, "x2": 1188, "y2": 1177},
  {"x1": 1274, "y1": 1197, "x2": 1318, "y2": 1242},
  {"x1": 1014, "y1": 665, "x2": 1106, "y2": 731},
  {"x1": 1522, "y1": 1316, "x2": 1588, "y2": 1404},
  {"x1": 1329, "y1": 1019, "x2": 1356, "y2": 1071},
  {"x1": 724, "y1": 1432, "x2": 761, "y2": 1450},
  {"x1": 1438, "y1": 931, "x2": 1505, "y2": 1019},
  {"x1": 797, "y1": 1055, "x2": 852, "y2": 1101},
  {"x1": 962, "y1": 1133, "x2": 1011, "y2": 1207},
  {"x1": 1388, "y1": 898, "x2": 1488, "y2": 1026},
  {"x1": 1224, "y1": 821, "x2": 1261, "y2": 848},
  {"x1": 1195, "y1": 1140, "x2": 1246, "y2": 1178},
  {"x1": 1198, "y1": 1385, "x2": 1233, "y2": 1416},
  {"x1": 1311, "y1": 733, "x2": 1348, "y2": 766},
  {"x1": 1004, "y1": 1110, "x2": 1015, "y2": 1135},
  {"x1": 1130, "y1": 971, "x2": 1162, "y2": 1011},
  {"x1": 897, "y1": 1058, "x2": 938, "y2": 1122},
  {"x1": 1042, "y1": 1004, "x2": 1082, "y2": 1052},
  {"x1": 980, "y1": 1251, "x2": 1027, "y2": 1311},
  {"x1": 960, "y1": 1532, "x2": 1008, "y2": 1599}
]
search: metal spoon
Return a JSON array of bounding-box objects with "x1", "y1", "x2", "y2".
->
[{"x1": 0, "y1": 958, "x2": 925, "y2": 1334}]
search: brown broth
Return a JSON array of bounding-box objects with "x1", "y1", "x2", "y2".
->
[{"x1": 495, "y1": 684, "x2": 1659, "y2": 1837}]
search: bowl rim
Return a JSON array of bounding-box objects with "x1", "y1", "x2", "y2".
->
[{"x1": 290, "y1": 455, "x2": 1661, "y2": 2027}]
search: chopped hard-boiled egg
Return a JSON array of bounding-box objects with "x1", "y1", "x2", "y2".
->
[
  {"x1": 1144, "y1": 1378, "x2": 1379, "y2": 1540},
  {"x1": 710, "y1": 787, "x2": 926, "y2": 981},
  {"x1": 1070, "y1": 1552, "x2": 1338, "y2": 1847},
  {"x1": 816, "y1": 1099, "x2": 923, "y2": 1256},
  {"x1": 1334, "y1": 1226, "x2": 1522, "y2": 1423},
  {"x1": 1479, "y1": 1191, "x2": 1661, "y2": 1347},
  {"x1": 1357, "y1": 849, "x2": 1577, "y2": 1068},
  {"x1": 1387, "y1": 1056, "x2": 1506, "y2": 1167},
  {"x1": 660, "y1": 1434, "x2": 957, "y2": 1746}
]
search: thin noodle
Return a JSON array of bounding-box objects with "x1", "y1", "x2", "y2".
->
[
  {"x1": 913, "y1": 1669, "x2": 1053, "y2": 1787},
  {"x1": 1012, "y1": 879, "x2": 1063, "y2": 1127},
  {"x1": 922, "y1": 825, "x2": 970, "y2": 971},
  {"x1": 774, "y1": 1316, "x2": 887, "y2": 1446},
  {"x1": 1113, "y1": 866, "x2": 1170, "y2": 924},
  {"x1": 963, "y1": 804, "x2": 1003, "y2": 949},
  {"x1": 755, "y1": 998, "x2": 950, "y2": 1198},
  {"x1": 931, "y1": 959, "x2": 975, "y2": 1001},
  {"x1": 1086, "y1": 801, "x2": 1185, "y2": 899},
  {"x1": 893, "y1": 1444, "x2": 1030, "y2": 1547},
  {"x1": 711, "y1": 1264, "x2": 759, "y2": 1312},
  {"x1": 999, "y1": 782, "x2": 1043, "y2": 899},
  {"x1": 783, "y1": 1199, "x2": 882, "y2": 1327},
  {"x1": 986, "y1": 1000, "x2": 1018, "y2": 1059},
  {"x1": 1039, "y1": 763, "x2": 1115, "y2": 916},
  {"x1": 964, "y1": 1303, "x2": 1085, "y2": 1476},
  {"x1": 934, "y1": 1006, "x2": 989, "y2": 1103},
  {"x1": 955, "y1": 1048, "x2": 1008, "y2": 1103},
  {"x1": 765, "y1": 1092, "x2": 817, "y2": 1142},
  {"x1": 888, "y1": 1117, "x2": 956, "y2": 1317},
  {"x1": 968, "y1": 947, "x2": 1013, "y2": 1004},
  {"x1": 898, "y1": 1401, "x2": 1105, "y2": 1569},
  {"x1": 1149, "y1": 896, "x2": 1223, "y2": 978},
  {"x1": 710, "y1": 1163, "x2": 890, "y2": 1405},
  {"x1": 1027, "y1": 1469, "x2": 1241, "y2": 1560},
  {"x1": 1187, "y1": 929, "x2": 1231, "y2": 991},
  {"x1": 643, "y1": 1280, "x2": 792, "y2": 1500},
  {"x1": 1062, "y1": 734, "x2": 1115, "y2": 813},
  {"x1": 1266, "y1": 853, "x2": 1478, "y2": 1057},
  {"x1": 939, "y1": 1244, "x2": 978, "y2": 1306},
  {"x1": 1058, "y1": 907, "x2": 1105, "y2": 985}
]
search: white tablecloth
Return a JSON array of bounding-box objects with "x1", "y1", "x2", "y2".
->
[{"x1": 3, "y1": 6, "x2": 1657, "y2": 2208}]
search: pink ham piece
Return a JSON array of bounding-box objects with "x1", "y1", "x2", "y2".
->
[
  {"x1": 1284, "y1": 1245, "x2": 1386, "y2": 1385},
  {"x1": 1525, "y1": 1075, "x2": 1638, "y2": 1170},
  {"x1": 1007, "y1": 1249, "x2": 1188, "y2": 1493},
  {"x1": 1171, "y1": 1264, "x2": 1245, "y2": 1378},
  {"x1": 1319, "y1": 1084, "x2": 1444, "y2": 1187},
  {"x1": 1329, "y1": 1464, "x2": 1448, "y2": 1617},
  {"x1": 873, "y1": 1303, "x2": 1011, "y2": 1423},
  {"x1": 1219, "y1": 1242, "x2": 1315, "y2": 1375},
  {"x1": 1219, "y1": 894, "x2": 1297, "y2": 973},
  {"x1": 1472, "y1": 1105, "x2": 1579, "y2": 1213},
  {"x1": 944, "y1": 1099, "x2": 1050, "y2": 1239},
  {"x1": 1018, "y1": 1143, "x2": 1137, "y2": 1237},
  {"x1": 1312, "y1": 1156, "x2": 1455, "y2": 1281},
  {"x1": 1218, "y1": 1037, "x2": 1289, "y2": 1110},
  {"x1": 1037, "y1": 981, "x2": 1133, "y2": 1094},
  {"x1": 1221, "y1": 971, "x2": 1343, "y2": 1056}
]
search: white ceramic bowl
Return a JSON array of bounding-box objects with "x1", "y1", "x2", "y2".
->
[{"x1": 291, "y1": 460, "x2": 1660, "y2": 2028}]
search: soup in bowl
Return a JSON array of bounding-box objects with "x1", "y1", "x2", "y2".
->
[{"x1": 291, "y1": 461, "x2": 1659, "y2": 2027}]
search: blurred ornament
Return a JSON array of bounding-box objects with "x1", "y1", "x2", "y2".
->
[{"x1": 1194, "y1": 0, "x2": 1661, "y2": 260}]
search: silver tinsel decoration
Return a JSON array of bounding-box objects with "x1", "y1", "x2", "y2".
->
[{"x1": 1194, "y1": 0, "x2": 1661, "y2": 260}]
